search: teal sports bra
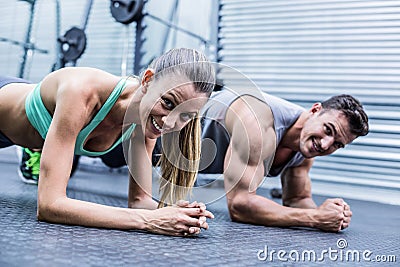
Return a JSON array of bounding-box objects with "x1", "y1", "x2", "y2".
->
[{"x1": 25, "y1": 78, "x2": 136, "y2": 156}]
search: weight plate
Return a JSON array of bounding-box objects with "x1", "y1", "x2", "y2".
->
[
  {"x1": 59, "y1": 27, "x2": 87, "y2": 62},
  {"x1": 110, "y1": 0, "x2": 144, "y2": 24}
]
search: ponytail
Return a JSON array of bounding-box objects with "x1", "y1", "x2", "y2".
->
[{"x1": 157, "y1": 115, "x2": 201, "y2": 207}]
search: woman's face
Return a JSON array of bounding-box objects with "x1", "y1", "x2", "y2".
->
[{"x1": 139, "y1": 75, "x2": 209, "y2": 139}]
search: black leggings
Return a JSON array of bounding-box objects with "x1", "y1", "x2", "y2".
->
[
  {"x1": 97, "y1": 143, "x2": 127, "y2": 168},
  {"x1": 0, "y1": 76, "x2": 30, "y2": 148},
  {"x1": 0, "y1": 75, "x2": 30, "y2": 88}
]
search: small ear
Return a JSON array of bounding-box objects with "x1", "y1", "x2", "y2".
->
[
  {"x1": 141, "y1": 68, "x2": 155, "y2": 93},
  {"x1": 309, "y1": 102, "x2": 322, "y2": 114}
]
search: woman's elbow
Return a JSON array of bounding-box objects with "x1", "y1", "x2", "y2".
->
[
  {"x1": 36, "y1": 207, "x2": 46, "y2": 221},
  {"x1": 36, "y1": 195, "x2": 62, "y2": 222},
  {"x1": 36, "y1": 198, "x2": 52, "y2": 221}
]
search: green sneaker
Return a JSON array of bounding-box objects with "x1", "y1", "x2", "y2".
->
[{"x1": 18, "y1": 148, "x2": 41, "y2": 184}]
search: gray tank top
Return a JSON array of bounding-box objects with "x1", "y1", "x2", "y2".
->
[{"x1": 201, "y1": 88, "x2": 305, "y2": 177}]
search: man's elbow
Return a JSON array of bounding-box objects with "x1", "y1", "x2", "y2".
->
[{"x1": 227, "y1": 194, "x2": 252, "y2": 223}]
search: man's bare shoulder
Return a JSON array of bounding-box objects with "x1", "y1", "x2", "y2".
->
[
  {"x1": 226, "y1": 94, "x2": 274, "y2": 133},
  {"x1": 225, "y1": 94, "x2": 277, "y2": 165}
]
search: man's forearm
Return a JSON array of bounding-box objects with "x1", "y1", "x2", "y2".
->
[
  {"x1": 229, "y1": 194, "x2": 318, "y2": 228},
  {"x1": 283, "y1": 196, "x2": 317, "y2": 209}
]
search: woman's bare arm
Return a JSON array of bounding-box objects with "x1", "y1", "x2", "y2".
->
[{"x1": 128, "y1": 126, "x2": 158, "y2": 209}]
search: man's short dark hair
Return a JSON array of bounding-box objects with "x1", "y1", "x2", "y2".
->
[{"x1": 321, "y1": 94, "x2": 369, "y2": 137}]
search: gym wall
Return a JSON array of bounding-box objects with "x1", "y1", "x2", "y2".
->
[
  {"x1": 217, "y1": 0, "x2": 400, "y2": 204},
  {"x1": 0, "y1": 0, "x2": 212, "y2": 82}
]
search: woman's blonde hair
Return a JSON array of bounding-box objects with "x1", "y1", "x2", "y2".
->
[
  {"x1": 147, "y1": 48, "x2": 215, "y2": 208},
  {"x1": 157, "y1": 115, "x2": 201, "y2": 208}
]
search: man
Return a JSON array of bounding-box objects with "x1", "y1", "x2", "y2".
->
[{"x1": 199, "y1": 88, "x2": 369, "y2": 232}]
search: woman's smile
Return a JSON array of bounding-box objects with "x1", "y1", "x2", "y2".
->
[{"x1": 151, "y1": 116, "x2": 162, "y2": 133}]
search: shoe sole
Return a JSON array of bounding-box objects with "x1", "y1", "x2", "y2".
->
[
  {"x1": 16, "y1": 146, "x2": 39, "y2": 185},
  {"x1": 17, "y1": 168, "x2": 38, "y2": 185},
  {"x1": 15, "y1": 145, "x2": 22, "y2": 159}
]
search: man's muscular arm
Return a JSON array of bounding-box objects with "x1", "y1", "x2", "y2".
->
[
  {"x1": 282, "y1": 162, "x2": 352, "y2": 230},
  {"x1": 281, "y1": 159, "x2": 317, "y2": 209}
]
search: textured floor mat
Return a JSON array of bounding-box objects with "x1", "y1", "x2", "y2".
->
[{"x1": 0, "y1": 147, "x2": 398, "y2": 266}]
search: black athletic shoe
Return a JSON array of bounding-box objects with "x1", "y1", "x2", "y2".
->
[
  {"x1": 270, "y1": 188, "x2": 283, "y2": 199},
  {"x1": 18, "y1": 148, "x2": 41, "y2": 184}
]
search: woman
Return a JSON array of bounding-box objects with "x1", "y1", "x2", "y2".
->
[{"x1": 0, "y1": 48, "x2": 215, "y2": 236}]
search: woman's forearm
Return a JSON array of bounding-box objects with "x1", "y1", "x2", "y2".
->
[
  {"x1": 37, "y1": 196, "x2": 149, "y2": 230},
  {"x1": 37, "y1": 196, "x2": 214, "y2": 236}
]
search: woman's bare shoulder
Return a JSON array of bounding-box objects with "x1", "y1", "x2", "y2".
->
[
  {"x1": 42, "y1": 67, "x2": 121, "y2": 97},
  {"x1": 48, "y1": 67, "x2": 118, "y2": 85}
]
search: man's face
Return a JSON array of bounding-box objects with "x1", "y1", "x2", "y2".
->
[{"x1": 299, "y1": 107, "x2": 357, "y2": 158}]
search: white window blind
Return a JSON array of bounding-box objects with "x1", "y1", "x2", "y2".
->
[{"x1": 218, "y1": 0, "x2": 400, "y2": 203}]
